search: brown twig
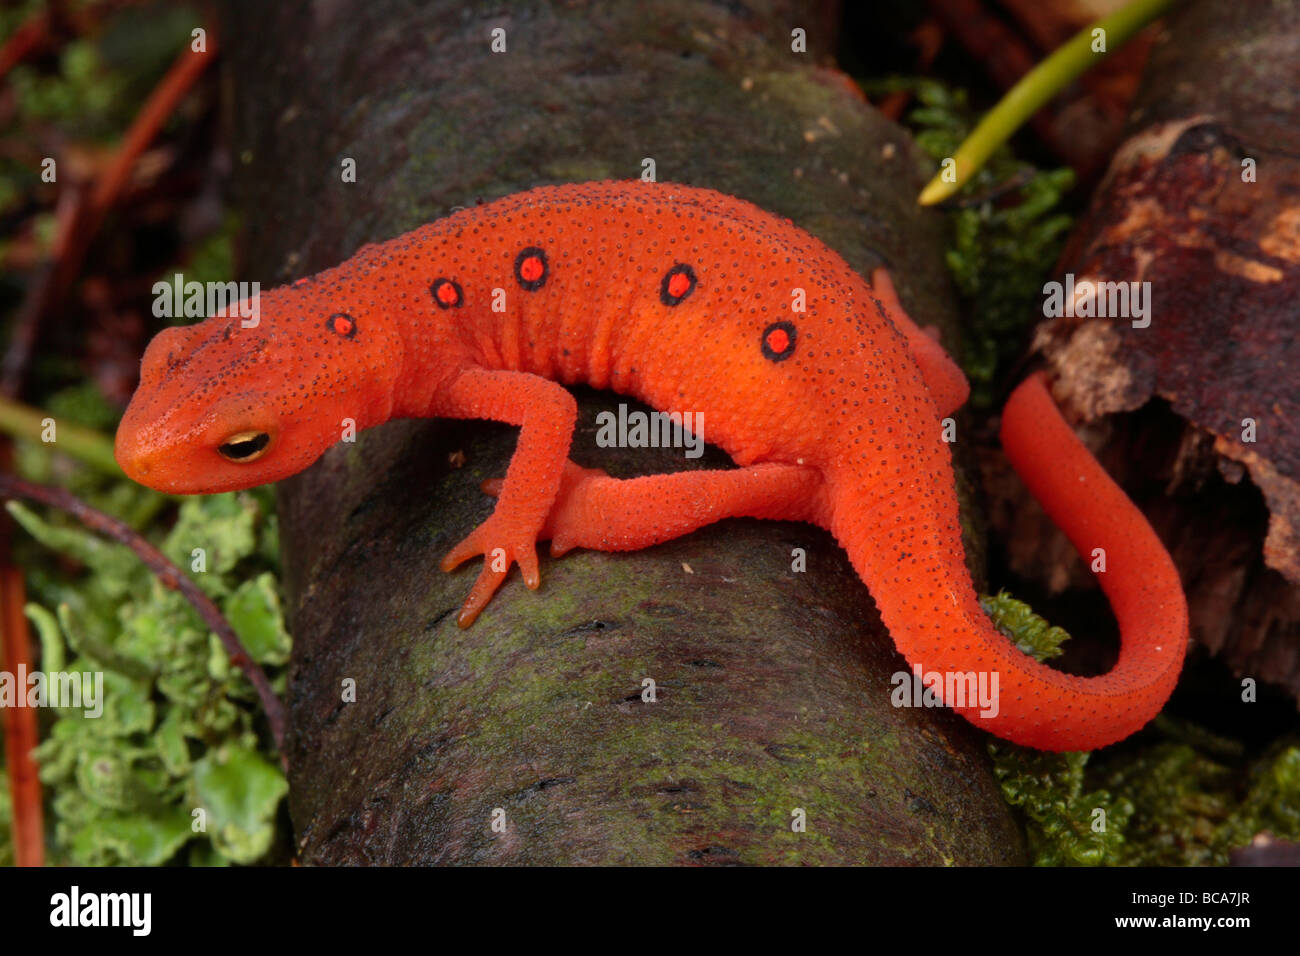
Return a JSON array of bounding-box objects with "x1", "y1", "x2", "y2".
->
[
  {"x1": 0, "y1": 11, "x2": 50, "y2": 83},
  {"x1": 88, "y1": 31, "x2": 217, "y2": 220},
  {"x1": 0, "y1": 565, "x2": 43, "y2": 866},
  {"x1": 0, "y1": 474, "x2": 288, "y2": 755},
  {"x1": 0, "y1": 30, "x2": 218, "y2": 396}
]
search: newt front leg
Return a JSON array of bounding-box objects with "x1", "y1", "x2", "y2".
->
[{"x1": 430, "y1": 366, "x2": 577, "y2": 626}]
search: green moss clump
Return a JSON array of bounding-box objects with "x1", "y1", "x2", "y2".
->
[
  {"x1": 982, "y1": 589, "x2": 1070, "y2": 662},
  {"x1": 1099, "y1": 732, "x2": 1300, "y2": 866},
  {"x1": 991, "y1": 745, "x2": 1133, "y2": 865},
  {"x1": 0, "y1": 490, "x2": 288, "y2": 865},
  {"x1": 979, "y1": 590, "x2": 1300, "y2": 865}
]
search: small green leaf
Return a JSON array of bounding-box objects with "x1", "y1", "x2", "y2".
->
[
  {"x1": 163, "y1": 494, "x2": 260, "y2": 598},
  {"x1": 64, "y1": 809, "x2": 195, "y2": 866},
  {"x1": 223, "y1": 573, "x2": 291, "y2": 666},
  {"x1": 54, "y1": 668, "x2": 154, "y2": 737},
  {"x1": 75, "y1": 750, "x2": 137, "y2": 811},
  {"x1": 192, "y1": 745, "x2": 288, "y2": 864},
  {"x1": 154, "y1": 710, "x2": 193, "y2": 777},
  {"x1": 24, "y1": 601, "x2": 65, "y2": 673},
  {"x1": 7, "y1": 502, "x2": 142, "y2": 600},
  {"x1": 56, "y1": 602, "x2": 155, "y2": 681}
]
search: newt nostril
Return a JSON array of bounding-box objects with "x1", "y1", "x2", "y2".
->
[{"x1": 113, "y1": 429, "x2": 150, "y2": 480}]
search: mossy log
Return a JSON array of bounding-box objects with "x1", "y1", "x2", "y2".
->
[{"x1": 225, "y1": 0, "x2": 1026, "y2": 865}]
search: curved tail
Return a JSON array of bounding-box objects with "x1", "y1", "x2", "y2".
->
[{"x1": 835, "y1": 371, "x2": 1187, "y2": 751}]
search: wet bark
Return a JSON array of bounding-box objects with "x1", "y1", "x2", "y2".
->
[{"x1": 225, "y1": 0, "x2": 1026, "y2": 864}]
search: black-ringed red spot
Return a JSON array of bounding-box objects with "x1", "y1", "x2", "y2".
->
[
  {"x1": 514, "y1": 247, "x2": 548, "y2": 291},
  {"x1": 659, "y1": 264, "x2": 697, "y2": 306},
  {"x1": 760, "y1": 321, "x2": 796, "y2": 362},
  {"x1": 430, "y1": 277, "x2": 464, "y2": 309},
  {"x1": 326, "y1": 312, "x2": 358, "y2": 339}
]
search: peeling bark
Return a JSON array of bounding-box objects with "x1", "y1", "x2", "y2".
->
[{"x1": 1011, "y1": 0, "x2": 1300, "y2": 700}]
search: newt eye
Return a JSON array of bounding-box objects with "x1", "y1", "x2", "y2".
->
[{"x1": 218, "y1": 431, "x2": 271, "y2": 463}]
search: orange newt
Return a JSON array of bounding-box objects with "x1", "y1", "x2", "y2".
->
[{"x1": 115, "y1": 180, "x2": 1187, "y2": 751}]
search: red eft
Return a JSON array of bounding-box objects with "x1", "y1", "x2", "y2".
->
[{"x1": 115, "y1": 180, "x2": 1188, "y2": 751}]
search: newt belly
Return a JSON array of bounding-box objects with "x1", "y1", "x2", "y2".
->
[{"x1": 115, "y1": 180, "x2": 1188, "y2": 751}]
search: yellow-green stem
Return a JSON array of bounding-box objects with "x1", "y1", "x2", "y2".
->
[
  {"x1": 0, "y1": 395, "x2": 122, "y2": 476},
  {"x1": 918, "y1": 0, "x2": 1180, "y2": 205}
]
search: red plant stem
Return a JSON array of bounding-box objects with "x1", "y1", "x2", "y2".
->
[
  {"x1": 0, "y1": 12, "x2": 50, "y2": 82},
  {"x1": 0, "y1": 565, "x2": 44, "y2": 866},
  {"x1": 89, "y1": 32, "x2": 217, "y2": 219}
]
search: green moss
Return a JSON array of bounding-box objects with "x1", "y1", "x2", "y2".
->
[
  {"x1": 7, "y1": 3, "x2": 200, "y2": 140},
  {"x1": 542, "y1": 159, "x2": 619, "y2": 182},
  {"x1": 981, "y1": 589, "x2": 1070, "y2": 662},
  {"x1": 979, "y1": 589, "x2": 1300, "y2": 865},
  {"x1": 10, "y1": 41, "x2": 125, "y2": 130},
  {"x1": 0, "y1": 492, "x2": 289, "y2": 866},
  {"x1": 990, "y1": 745, "x2": 1132, "y2": 865},
  {"x1": 992, "y1": 733, "x2": 1300, "y2": 867},
  {"x1": 1100, "y1": 733, "x2": 1300, "y2": 866}
]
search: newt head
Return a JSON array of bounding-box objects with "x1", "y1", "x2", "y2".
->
[{"x1": 115, "y1": 286, "x2": 404, "y2": 494}]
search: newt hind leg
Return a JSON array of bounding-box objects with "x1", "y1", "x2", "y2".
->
[
  {"x1": 481, "y1": 459, "x2": 827, "y2": 556},
  {"x1": 869, "y1": 267, "x2": 970, "y2": 416}
]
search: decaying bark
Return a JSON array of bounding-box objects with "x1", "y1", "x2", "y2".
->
[
  {"x1": 1007, "y1": 0, "x2": 1300, "y2": 700},
  {"x1": 226, "y1": 0, "x2": 1025, "y2": 864}
]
